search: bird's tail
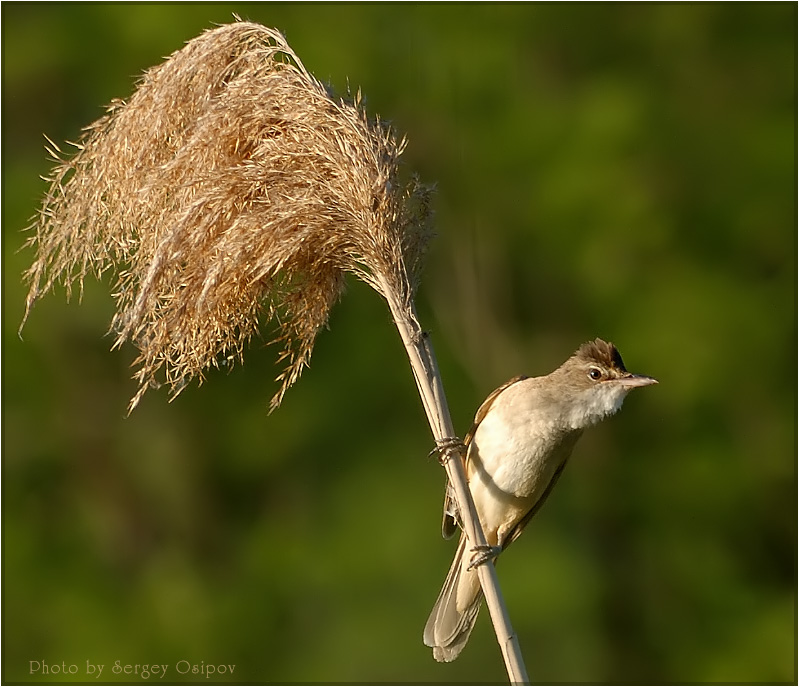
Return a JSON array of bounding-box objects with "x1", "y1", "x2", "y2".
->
[{"x1": 423, "y1": 534, "x2": 483, "y2": 662}]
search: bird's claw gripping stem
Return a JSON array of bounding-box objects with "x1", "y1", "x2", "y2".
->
[
  {"x1": 429, "y1": 436, "x2": 466, "y2": 466},
  {"x1": 467, "y1": 545, "x2": 502, "y2": 570}
]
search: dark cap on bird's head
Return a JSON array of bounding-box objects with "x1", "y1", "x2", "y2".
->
[{"x1": 573, "y1": 338, "x2": 627, "y2": 372}]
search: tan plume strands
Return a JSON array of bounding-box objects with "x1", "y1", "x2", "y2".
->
[
  {"x1": 22, "y1": 23, "x2": 530, "y2": 681},
  {"x1": 22, "y1": 21, "x2": 432, "y2": 412}
]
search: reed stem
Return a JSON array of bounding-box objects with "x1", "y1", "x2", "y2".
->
[{"x1": 380, "y1": 282, "x2": 529, "y2": 684}]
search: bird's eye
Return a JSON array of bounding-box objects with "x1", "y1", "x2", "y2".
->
[{"x1": 588, "y1": 367, "x2": 603, "y2": 381}]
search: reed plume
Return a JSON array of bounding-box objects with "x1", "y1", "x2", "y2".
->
[
  {"x1": 22, "y1": 21, "x2": 432, "y2": 412},
  {"x1": 21, "y1": 21, "x2": 528, "y2": 681}
]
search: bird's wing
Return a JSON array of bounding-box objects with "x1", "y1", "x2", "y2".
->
[
  {"x1": 464, "y1": 375, "x2": 530, "y2": 446},
  {"x1": 441, "y1": 375, "x2": 530, "y2": 539}
]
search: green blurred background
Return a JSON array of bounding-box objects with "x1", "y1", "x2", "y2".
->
[{"x1": 3, "y1": 3, "x2": 795, "y2": 684}]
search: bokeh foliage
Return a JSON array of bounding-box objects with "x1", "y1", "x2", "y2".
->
[{"x1": 3, "y1": 3, "x2": 795, "y2": 684}]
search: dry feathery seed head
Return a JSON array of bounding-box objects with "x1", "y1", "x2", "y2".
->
[{"x1": 21, "y1": 21, "x2": 434, "y2": 412}]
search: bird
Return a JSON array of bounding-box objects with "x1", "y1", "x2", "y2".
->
[{"x1": 423, "y1": 338, "x2": 657, "y2": 662}]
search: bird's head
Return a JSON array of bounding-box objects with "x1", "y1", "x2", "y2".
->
[{"x1": 553, "y1": 338, "x2": 657, "y2": 429}]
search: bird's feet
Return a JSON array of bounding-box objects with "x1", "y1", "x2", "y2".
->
[
  {"x1": 467, "y1": 545, "x2": 502, "y2": 570},
  {"x1": 429, "y1": 436, "x2": 466, "y2": 466}
]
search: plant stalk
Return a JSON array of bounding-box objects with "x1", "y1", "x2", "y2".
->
[{"x1": 381, "y1": 284, "x2": 529, "y2": 684}]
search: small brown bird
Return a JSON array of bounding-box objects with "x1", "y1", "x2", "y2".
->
[{"x1": 423, "y1": 338, "x2": 657, "y2": 662}]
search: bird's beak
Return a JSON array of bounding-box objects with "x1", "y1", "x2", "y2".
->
[{"x1": 618, "y1": 373, "x2": 658, "y2": 389}]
